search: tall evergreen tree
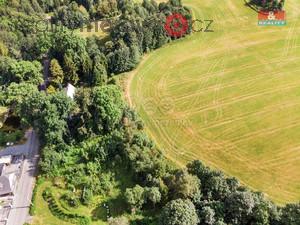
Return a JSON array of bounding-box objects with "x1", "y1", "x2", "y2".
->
[{"x1": 50, "y1": 58, "x2": 64, "y2": 86}]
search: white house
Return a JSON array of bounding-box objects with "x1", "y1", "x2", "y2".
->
[{"x1": 65, "y1": 83, "x2": 76, "y2": 99}]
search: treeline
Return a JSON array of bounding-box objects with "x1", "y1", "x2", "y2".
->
[
  {"x1": 0, "y1": 0, "x2": 191, "y2": 89},
  {"x1": 248, "y1": 0, "x2": 285, "y2": 10}
]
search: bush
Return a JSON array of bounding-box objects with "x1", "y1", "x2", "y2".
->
[
  {"x1": 0, "y1": 130, "x2": 24, "y2": 146},
  {"x1": 108, "y1": 216, "x2": 129, "y2": 225},
  {"x1": 43, "y1": 188, "x2": 91, "y2": 225},
  {"x1": 61, "y1": 192, "x2": 80, "y2": 208}
]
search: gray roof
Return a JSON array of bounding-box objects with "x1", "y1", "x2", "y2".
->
[{"x1": 0, "y1": 176, "x2": 13, "y2": 196}]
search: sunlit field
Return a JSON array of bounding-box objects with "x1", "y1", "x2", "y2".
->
[{"x1": 129, "y1": 0, "x2": 300, "y2": 204}]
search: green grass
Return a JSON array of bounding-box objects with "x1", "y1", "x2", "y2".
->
[
  {"x1": 32, "y1": 180, "x2": 74, "y2": 225},
  {"x1": 32, "y1": 181, "x2": 119, "y2": 225},
  {"x1": 32, "y1": 167, "x2": 140, "y2": 224},
  {"x1": 129, "y1": 0, "x2": 300, "y2": 204}
]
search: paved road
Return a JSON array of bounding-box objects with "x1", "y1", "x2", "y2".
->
[{"x1": 3, "y1": 130, "x2": 40, "y2": 225}]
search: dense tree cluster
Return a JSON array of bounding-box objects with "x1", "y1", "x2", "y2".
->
[
  {"x1": 0, "y1": 0, "x2": 192, "y2": 87},
  {"x1": 53, "y1": 1, "x2": 90, "y2": 29},
  {"x1": 0, "y1": 0, "x2": 298, "y2": 224},
  {"x1": 0, "y1": 57, "x2": 43, "y2": 85},
  {"x1": 248, "y1": 0, "x2": 285, "y2": 10}
]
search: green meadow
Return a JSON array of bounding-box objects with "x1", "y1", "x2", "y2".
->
[{"x1": 129, "y1": 0, "x2": 300, "y2": 204}]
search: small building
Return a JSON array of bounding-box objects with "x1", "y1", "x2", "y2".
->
[
  {"x1": 0, "y1": 155, "x2": 22, "y2": 197},
  {"x1": 0, "y1": 175, "x2": 15, "y2": 197},
  {"x1": 0, "y1": 156, "x2": 12, "y2": 165},
  {"x1": 65, "y1": 83, "x2": 76, "y2": 99}
]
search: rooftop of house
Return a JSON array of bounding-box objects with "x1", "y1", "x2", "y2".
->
[
  {"x1": 0, "y1": 156, "x2": 12, "y2": 165},
  {"x1": 0, "y1": 155, "x2": 22, "y2": 197},
  {"x1": 0, "y1": 175, "x2": 14, "y2": 197},
  {"x1": 65, "y1": 83, "x2": 76, "y2": 99}
]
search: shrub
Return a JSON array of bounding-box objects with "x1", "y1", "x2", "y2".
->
[
  {"x1": 61, "y1": 192, "x2": 80, "y2": 208},
  {"x1": 43, "y1": 188, "x2": 90, "y2": 225},
  {"x1": 0, "y1": 130, "x2": 24, "y2": 146}
]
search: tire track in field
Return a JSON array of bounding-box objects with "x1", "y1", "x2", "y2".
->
[
  {"x1": 186, "y1": 81, "x2": 300, "y2": 116},
  {"x1": 224, "y1": 112, "x2": 300, "y2": 142},
  {"x1": 208, "y1": 67, "x2": 300, "y2": 138},
  {"x1": 154, "y1": 2, "x2": 298, "y2": 178},
  {"x1": 260, "y1": 145, "x2": 300, "y2": 168},
  {"x1": 171, "y1": 54, "x2": 300, "y2": 96},
  {"x1": 179, "y1": 116, "x2": 300, "y2": 180},
  {"x1": 135, "y1": 3, "x2": 217, "y2": 156},
  {"x1": 171, "y1": 20, "x2": 290, "y2": 91},
  {"x1": 200, "y1": 100, "x2": 300, "y2": 131},
  {"x1": 126, "y1": 54, "x2": 152, "y2": 107},
  {"x1": 149, "y1": 116, "x2": 196, "y2": 163},
  {"x1": 174, "y1": 53, "x2": 300, "y2": 102},
  {"x1": 128, "y1": 0, "x2": 300, "y2": 203},
  {"x1": 135, "y1": 53, "x2": 168, "y2": 114},
  {"x1": 145, "y1": 65, "x2": 200, "y2": 154},
  {"x1": 281, "y1": 20, "x2": 296, "y2": 61},
  {"x1": 230, "y1": 119, "x2": 300, "y2": 144},
  {"x1": 217, "y1": 85, "x2": 300, "y2": 139},
  {"x1": 175, "y1": 67, "x2": 272, "y2": 102},
  {"x1": 174, "y1": 125, "x2": 276, "y2": 178},
  {"x1": 179, "y1": 123, "x2": 267, "y2": 174},
  {"x1": 188, "y1": 33, "x2": 284, "y2": 63},
  {"x1": 204, "y1": 2, "x2": 232, "y2": 122},
  {"x1": 152, "y1": 3, "x2": 216, "y2": 119},
  {"x1": 213, "y1": 61, "x2": 225, "y2": 121},
  {"x1": 149, "y1": 0, "x2": 298, "y2": 177},
  {"x1": 188, "y1": 2, "x2": 230, "y2": 125},
  {"x1": 197, "y1": 59, "x2": 224, "y2": 124},
  {"x1": 264, "y1": 154, "x2": 300, "y2": 169}
]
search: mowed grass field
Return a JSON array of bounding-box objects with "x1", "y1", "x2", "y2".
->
[{"x1": 129, "y1": 0, "x2": 300, "y2": 204}]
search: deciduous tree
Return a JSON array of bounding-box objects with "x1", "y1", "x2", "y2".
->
[
  {"x1": 159, "y1": 199, "x2": 199, "y2": 225},
  {"x1": 125, "y1": 185, "x2": 145, "y2": 210},
  {"x1": 91, "y1": 85, "x2": 124, "y2": 133}
]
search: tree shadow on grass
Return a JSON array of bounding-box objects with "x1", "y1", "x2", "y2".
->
[
  {"x1": 91, "y1": 163, "x2": 135, "y2": 222},
  {"x1": 244, "y1": 0, "x2": 260, "y2": 13},
  {"x1": 91, "y1": 194, "x2": 128, "y2": 222},
  {"x1": 91, "y1": 205, "x2": 107, "y2": 221}
]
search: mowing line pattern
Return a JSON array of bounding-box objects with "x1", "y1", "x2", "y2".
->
[{"x1": 129, "y1": 0, "x2": 300, "y2": 204}]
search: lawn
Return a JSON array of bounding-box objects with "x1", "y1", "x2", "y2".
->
[
  {"x1": 31, "y1": 167, "x2": 138, "y2": 225},
  {"x1": 129, "y1": 0, "x2": 300, "y2": 204}
]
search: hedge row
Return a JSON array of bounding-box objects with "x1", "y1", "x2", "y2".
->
[{"x1": 42, "y1": 188, "x2": 91, "y2": 225}]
